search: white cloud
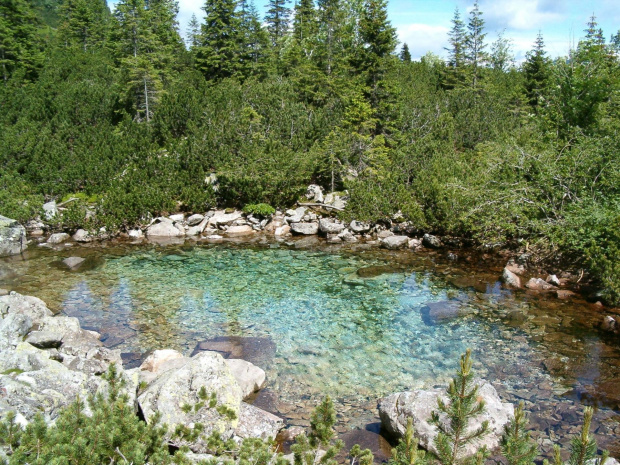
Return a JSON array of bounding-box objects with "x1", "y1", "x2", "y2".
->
[
  {"x1": 482, "y1": 0, "x2": 565, "y2": 31},
  {"x1": 397, "y1": 23, "x2": 450, "y2": 60}
]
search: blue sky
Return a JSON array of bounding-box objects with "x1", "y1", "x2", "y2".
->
[{"x1": 110, "y1": 0, "x2": 620, "y2": 61}]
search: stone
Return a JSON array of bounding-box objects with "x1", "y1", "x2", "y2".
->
[
  {"x1": 0, "y1": 215, "x2": 27, "y2": 257},
  {"x1": 25, "y1": 315, "x2": 82, "y2": 349},
  {"x1": 225, "y1": 358, "x2": 266, "y2": 400},
  {"x1": 0, "y1": 293, "x2": 54, "y2": 324},
  {"x1": 556, "y1": 290, "x2": 577, "y2": 299},
  {"x1": 137, "y1": 351, "x2": 242, "y2": 452},
  {"x1": 408, "y1": 238, "x2": 422, "y2": 249},
  {"x1": 501, "y1": 268, "x2": 521, "y2": 288},
  {"x1": 42, "y1": 201, "x2": 58, "y2": 221},
  {"x1": 186, "y1": 226, "x2": 203, "y2": 236},
  {"x1": 72, "y1": 229, "x2": 92, "y2": 243},
  {"x1": 380, "y1": 235, "x2": 409, "y2": 250},
  {"x1": 62, "y1": 256, "x2": 86, "y2": 269},
  {"x1": 290, "y1": 222, "x2": 319, "y2": 235},
  {"x1": 207, "y1": 211, "x2": 243, "y2": 228},
  {"x1": 338, "y1": 229, "x2": 358, "y2": 243},
  {"x1": 192, "y1": 336, "x2": 276, "y2": 367},
  {"x1": 169, "y1": 213, "x2": 185, "y2": 222},
  {"x1": 187, "y1": 214, "x2": 205, "y2": 226},
  {"x1": 422, "y1": 234, "x2": 442, "y2": 249},
  {"x1": 275, "y1": 225, "x2": 291, "y2": 236},
  {"x1": 279, "y1": 425, "x2": 305, "y2": 442},
  {"x1": 319, "y1": 219, "x2": 345, "y2": 235},
  {"x1": 421, "y1": 301, "x2": 463, "y2": 325},
  {"x1": 505, "y1": 262, "x2": 526, "y2": 276},
  {"x1": 306, "y1": 185, "x2": 324, "y2": 203},
  {"x1": 546, "y1": 274, "x2": 561, "y2": 286},
  {"x1": 379, "y1": 380, "x2": 514, "y2": 457},
  {"x1": 602, "y1": 316, "x2": 618, "y2": 333},
  {"x1": 140, "y1": 349, "x2": 185, "y2": 373},
  {"x1": 285, "y1": 207, "x2": 306, "y2": 224},
  {"x1": 525, "y1": 278, "x2": 555, "y2": 291},
  {"x1": 47, "y1": 233, "x2": 70, "y2": 244},
  {"x1": 349, "y1": 221, "x2": 371, "y2": 234},
  {"x1": 146, "y1": 218, "x2": 185, "y2": 237},
  {"x1": 226, "y1": 225, "x2": 255, "y2": 237},
  {"x1": 128, "y1": 229, "x2": 144, "y2": 239},
  {"x1": 0, "y1": 314, "x2": 33, "y2": 350},
  {"x1": 377, "y1": 230, "x2": 394, "y2": 239},
  {"x1": 235, "y1": 402, "x2": 284, "y2": 440}
]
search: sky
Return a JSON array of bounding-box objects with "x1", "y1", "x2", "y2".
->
[{"x1": 110, "y1": 0, "x2": 620, "y2": 62}]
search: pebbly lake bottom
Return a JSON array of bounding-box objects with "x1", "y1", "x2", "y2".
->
[{"x1": 1, "y1": 237, "x2": 619, "y2": 459}]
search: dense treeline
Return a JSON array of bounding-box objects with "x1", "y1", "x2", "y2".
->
[{"x1": 0, "y1": 0, "x2": 619, "y2": 301}]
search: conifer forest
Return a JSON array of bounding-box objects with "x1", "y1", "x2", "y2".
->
[{"x1": 0, "y1": 0, "x2": 619, "y2": 301}]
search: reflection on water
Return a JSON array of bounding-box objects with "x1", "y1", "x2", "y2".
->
[{"x1": 1, "y1": 241, "x2": 619, "y2": 457}]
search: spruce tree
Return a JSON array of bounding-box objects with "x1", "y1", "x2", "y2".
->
[
  {"x1": 237, "y1": 0, "x2": 270, "y2": 79},
  {"x1": 400, "y1": 43, "x2": 412, "y2": 62},
  {"x1": 186, "y1": 13, "x2": 201, "y2": 49},
  {"x1": 443, "y1": 8, "x2": 467, "y2": 89},
  {"x1": 430, "y1": 349, "x2": 490, "y2": 465},
  {"x1": 195, "y1": 0, "x2": 240, "y2": 80},
  {"x1": 0, "y1": 0, "x2": 42, "y2": 84},
  {"x1": 57, "y1": 0, "x2": 110, "y2": 52},
  {"x1": 465, "y1": 0, "x2": 487, "y2": 88},
  {"x1": 264, "y1": 0, "x2": 290, "y2": 49},
  {"x1": 490, "y1": 30, "x2": 513, "y2": 72},
  {"x1": 523, "y1": 32, "x2": 550, "y2": 110}
]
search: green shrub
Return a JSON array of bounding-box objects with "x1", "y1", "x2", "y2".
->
[{"x1": 243, "y1": 203, "x2": 276, "y2": 217}]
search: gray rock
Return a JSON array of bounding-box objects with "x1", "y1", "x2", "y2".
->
[
  {"x1": 408, "y1": 238, "x2": 422, "y2": 249},
  {"x1": 169, "y1": 214, "x2": 185, "y2": 222},
  {"x1": 235, "y1": 402, "x2": 284, "y2": 440},
  {"x1": 187, "y1": 214, "x2": 205, "y2": 226},
  {"x1": 146, "y1": 219, "x2": 185, "y2": 238},
  {"x1": 207, "y1": 211, "x2": 243, "y2": 228},
  {"x1": 422, "y1": 234, "x2": 442, "y2": 249},
  {"x1": 319, "y1": 219, "x2": 345, "y2": 235},
  {"x1": 546, "y1": 274, "x2": 561, "y2": 286},
  {"x1": 128, "y1": 229, "x2": 144, "y2": 239},
  {"x1": 380, "y1": 236, "x2": 409, "y2": 250},
  {"x1": 137, "y1": 351, "x2": 242, "y2": 453},
  {"x1": 379, "y1": 380, "x2": 514, "y2": 458},
  {"x1": 47, "y1": 233, "x2": 70, "y2": 244},
  {"x1": 290, "y1": 222, "x2": 319, "y2": 235},
  {"x1": 25, "y1": 315, "x2": 82, "y2": 349},
  {"x1": 0, "y1": 314, "x2": 33, "y2": 350},
  {"x1": 377, "y1": 230, "x2": 394, "y2": 239},
  {"x1": 338, "y1": 229, "x2": 358, "y2": 243},
  {"x1": 501, "y1": 268, "x2": 521, "y2": 288},
  {"x1": 63, "y1": 256, "x2": 86, "y2": 269},
  {"x1": 0, "y1": 293, "x2": 54, "y2": 324},
  {"x1": 306, "y1": 185, "x2": 324, "y2": 203},
  {"x1": 525, "y1": 278, "x2": 554, "y2": 291},
  {"x1": 285, "y1": 208, "x2": 307, "y2": 224},
  {"x1": 350, "y1": 221, "x2": 371, "y2": 234},
  {"x1": 72, "y1": 229, "x2": 92, "y2": 243},
  {"x1": 225, "y1": 359, "x2": 266, "y2": 400},
  {"x1": 42, "y1": 201, "x2": 58, "y2": 221},
  {"x1": 0, "y1": 216, "x2": 27, "y2": 257},
  {"x1": 275, "y1": 225, "x2": 291, "y2": 236}
]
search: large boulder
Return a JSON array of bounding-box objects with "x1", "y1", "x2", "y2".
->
[
  {"x1": 380, "y1": 236, "x2": 409, "y2": 250},
  {"x1": 501, "y1": 268, "x2": 521, "y2": 288},
  {"x1": 379, "y1": 381, "x2": 514, "y2": 458},
  {"x1": 235, "y1": 403, "x2": 283, "y2": 440},
  {"x1": 285, "y1": 208, "x2": 307, "y2": 224},
  {"x1": 291, "y1": 222, "x2": 319, "y2": 236},
  {"x1": 422, "y1": 234, "x2": 442, "y2": 249},
  {"x1": 319, "y1": 219, "x2": 345, "y2": 235},
  {"x1": 137, "y1": 351, "x2": 243, "y2": 452},
  {"x1": 306, "y1": 185, "x2": 324, "y2": 203},
  {"x1": 146, "y1": 218, "x2": 185, "y2": 237},
  {"x1": 224, "y1": 359, "x2": 266, "y2": 400},
  {"x1": 0, "y1": 216, "x2": 27, "y2": 257}
]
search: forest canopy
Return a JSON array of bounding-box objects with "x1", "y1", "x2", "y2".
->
[{"x1": 1, "y1": 0, "x2": 619, "y2": 302}]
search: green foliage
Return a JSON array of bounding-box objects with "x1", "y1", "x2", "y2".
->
[
  {"x1": 431, "y1": 349, "x2": 490, "y2": 465},
  {"x1": 389, "y1": 418, "x2": 428, "y2": 465},
  {"x1": 500, "y1": 402, "x2": 538, "y2": 465},
  {"x1": 243, "y1": 203, "x2": 276, "y2": 217}
]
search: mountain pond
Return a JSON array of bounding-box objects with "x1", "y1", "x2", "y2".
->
[{"x1": 1, "y1": 237, "x2": 619, "y2": 458}]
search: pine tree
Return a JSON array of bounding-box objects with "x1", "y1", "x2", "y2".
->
[
  {"x1": 400, "y1": 43, "x2": 411, "y2": 62},
  {"x1": 237, "y1": 0, "x2": 270, "y2": 78},
  {"x1": 315, "y1": 0, "x2": 348, "y2": 77},
  {"x1": 293, "y1": 0, "x2": 317, "y2": 43},
  {"x1": 431, "y1": 349, "x2": 490, "y2": 465},
  {"x1": 264, "y1": 0, "x2": 290, "y2": 49},
  {"x1": 0, "y1": 0, "x2": 42, "y2": 84},
  {"x1": 186, "y1": 13, "x2": 201, "y2": 49},
  {"x1": 465, "y1": 1, "x2": 487, "y2": 88},
  {"x1": 500, "y1": 401, "x2": 538, "y2": 465},
  {"x1": 389, "y1": 418, "x2": 429, "y2": 465},
  {"x1": 195, "y1": 0, "x2": 239, "y2": 80},
  {"x1": 443, "y1": 8, "x2": 467, "y2": 89},
  {"x1": 523, "y1": 32, "x2": 550, "y2": 110},
  {"x1": 57, "y1": 0, "x2": 110, "y2": 52}
]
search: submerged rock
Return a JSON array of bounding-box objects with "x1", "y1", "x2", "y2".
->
[
  {"x1": 421, "y1": 301, "x2": 464, "y2": 325},
  {"x1": 63, "y1": 256, "x2": 86, "y2": 269},
  {"x1": 0, "y1": 216, "x2": 27, "y2": 257},
  {"x1": 378, "y1": 380, "x2": 514, "y2": 457},
  {"x1": 192, "y1": 336, "x2": 276, "y2": 367}
]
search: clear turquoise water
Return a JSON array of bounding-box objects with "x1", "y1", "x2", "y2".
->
[{"x1": 1, "y1": 241, "x2": 619, "y2": 455}]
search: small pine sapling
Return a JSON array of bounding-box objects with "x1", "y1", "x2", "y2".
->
[
  {"x1": 291, "y1": 396, "x2": 344, "y2": 465},
  {"x1": 431, "y1": 349, "x2": 490, "y2": 465},
  {"x1": 500, "y1": 401, "x2": 538, "y2": 465},
  {"x1": 350, "y1": 444, "x2": 374, "y2": 465},
  {"x1": 567, "y1": 407, "x2": 608, "y2": 465},
  {"x1": 389, "y1": 418, "x2": 428, "y2": 465}
]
